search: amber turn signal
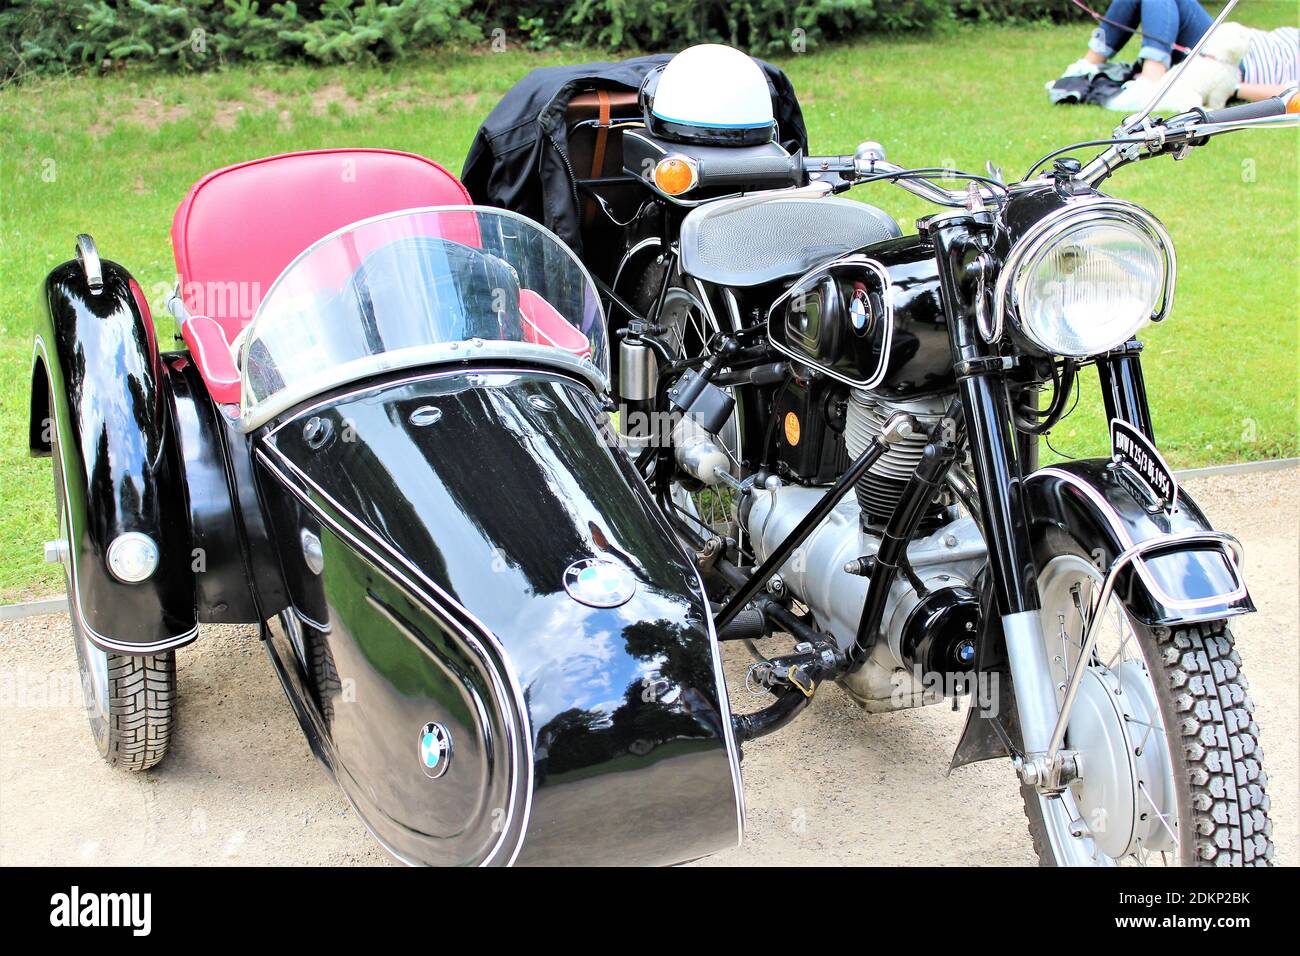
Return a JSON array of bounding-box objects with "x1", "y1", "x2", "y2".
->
[{"x1": 653, "y1": 156, "x2": 697, "y2": 196}]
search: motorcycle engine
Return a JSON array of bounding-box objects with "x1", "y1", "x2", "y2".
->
[
  {"x1": 742, "y1": 391, "x2": 987, "y2": 711},
  {"x1": 844, "y1": 392, "x2": 950, "y2": 529}
]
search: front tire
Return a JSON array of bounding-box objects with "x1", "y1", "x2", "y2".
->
[{"x1": 1022, "y1": 536, "x2": 1272, "y2": 866}]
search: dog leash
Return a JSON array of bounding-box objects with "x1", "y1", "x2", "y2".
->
[{"x1": 1066, "y1": 0, "x2": 1193, "y2": 54}]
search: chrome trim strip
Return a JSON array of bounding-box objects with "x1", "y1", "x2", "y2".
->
[
  {"x1": 688, "y1": 276, "x2": 724, "y2": 339},
  {"x1": 32, "y1": 337, "x2": 197, "y2": 655},
  {"x1": 291, "y1": 606, "x2": 331, "y2": 633},
  {"x1": 994, "y1": 198, "x2": 1177, "y2": 355},
  {"x1": 720, "y1": 286, "x2": 743, "y2": 333},
  {"x1": 1030, "y1": 467, "x2": 1248, "y2": 613},
  {"x1": 764, "y1": 253, "x2": 895, "y2": 390},
  {"x1": 262, "y1": 364, "x2": 596, "y2": 441},
  {"x1": 255, "y1": 446, "x2": 535, "y2": 866},
  {"x1": 238, "y1": 204, "x2": 610, "y2": 422},
  {"x1": 238, "y1": 340, "x2": 607, "y2": 432}
]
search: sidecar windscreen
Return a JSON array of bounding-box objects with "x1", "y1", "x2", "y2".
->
[{"x1": 240, "y1": 206, "x2": 606, "y2": 429}]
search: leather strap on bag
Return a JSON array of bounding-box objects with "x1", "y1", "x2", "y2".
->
[{"x1": 583, "y1": 90, "x2": 612, "y2": 228}]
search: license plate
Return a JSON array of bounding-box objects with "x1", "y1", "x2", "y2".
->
[{"x1": 1110, "y1": 419, "x2": 1178, "y2": 511}]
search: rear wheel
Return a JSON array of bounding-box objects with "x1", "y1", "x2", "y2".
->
[
  {"x1": 51, "y1": 399, "x2": 175, "y2": 771},
  {"x1": 1021, "y1": 535, "x2": 1272, "y2": 866}
]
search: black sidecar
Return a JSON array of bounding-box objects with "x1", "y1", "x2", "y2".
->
[{"x1": 30, "y1": 149, "x2": 743, "y2": 866}]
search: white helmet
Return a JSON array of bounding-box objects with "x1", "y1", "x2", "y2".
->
[{"x1": 640, "y1": 44, "x2": 776, "y2": 147}]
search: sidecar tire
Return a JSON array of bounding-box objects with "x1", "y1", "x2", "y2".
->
[
  {"x1": 308, "y1": 633, "x2": 340, "y2": 726},
  {"x1": 1020, "y1": 617, "x2": 1273, "y2": 866},
  {"x1": 78, "y1": 641, "x2": 177, "y2": 772}
]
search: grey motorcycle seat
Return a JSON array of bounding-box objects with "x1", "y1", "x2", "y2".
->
[{"x1": 679, "y1": 194, "x2": 901, "y2": 287}]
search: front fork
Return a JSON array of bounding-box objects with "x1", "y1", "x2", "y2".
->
[{"x1": 928, "y1": 212, "x2": 1064, "y2": 776}]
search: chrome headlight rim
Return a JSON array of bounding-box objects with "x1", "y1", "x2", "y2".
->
[{"x1": 993, "y1": 198, "x2": 1176, "y2": 357}]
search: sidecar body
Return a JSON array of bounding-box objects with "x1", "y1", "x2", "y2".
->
[{"x1": 30, "y1": 149, "x2": 743, "y2": 866}]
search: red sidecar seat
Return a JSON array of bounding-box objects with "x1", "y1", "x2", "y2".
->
[{"x1": 171, "y1": 148, "x2": 473, "y2": 404}]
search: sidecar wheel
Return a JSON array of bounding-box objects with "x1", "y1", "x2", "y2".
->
[
  {"x1": 1020, "y1": 535, "x2": 1273, "y2": 866},
  {"x1": 74, "y1": 638, "x2": 176, "y2": 771},
  {"x1": 51, "y1": 400, "x2": 176, "y2": 772}
]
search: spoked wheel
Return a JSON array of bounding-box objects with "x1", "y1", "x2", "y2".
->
[
  {"x1": 1022, "y1": 538, "x2": 1272, "y2": 866},
  {"x1": 50, "y1": 403, "x2": 175, "y2": 771}
]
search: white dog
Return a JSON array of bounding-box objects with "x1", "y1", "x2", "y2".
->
[{"x1": 1175, "y1": 22, "x2": 1254, "y2": 110}]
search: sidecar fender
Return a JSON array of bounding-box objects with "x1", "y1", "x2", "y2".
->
[
  {"x1": 1024, "y1": 459, "x2": 1253, "y2": 627},
  {"x1": 160, "y1": 354, "x2": 284, "y2": 624},
  {"x1": 31, "y1": 255, "x2": 197, "y2": 653}
]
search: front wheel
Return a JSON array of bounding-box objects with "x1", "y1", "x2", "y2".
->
[{"x1": 1022, "y1": 537, "x2": 1272, "y2": 866}]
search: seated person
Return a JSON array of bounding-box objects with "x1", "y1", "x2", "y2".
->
[
  {"x1": 1062, "y1": 0, "x2": 1297, "y2": 110},
  {"x1": 1236, "y1": 25, "x2": 1299, "y2": 102}
]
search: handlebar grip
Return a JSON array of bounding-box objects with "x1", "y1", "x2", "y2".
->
[
  {"x1": 1199, "y1": 89, "x2": 1297, "y2": 125},
  {"x1": 694, "y1": 150, "x2": 805, "y2": 190}
]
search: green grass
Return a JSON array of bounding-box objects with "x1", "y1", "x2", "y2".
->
[{"x1": 1, "y1": 6, "x2": 1297, "y2": 599}]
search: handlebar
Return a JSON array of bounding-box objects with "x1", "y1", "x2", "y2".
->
[
  {"x1": 1176, "y1": 88, "x2": 1299, "y2": 129},
  {"x1": 804, "y1": 153, "x2": 1004, "y2": 208},
  {"x1": 690, "y1": 148, "x2": 1001, "y2": 209},
  {"x1": 691, "y1": 84, "x2": 1295, "y2": 208},
  {"x1": 1076, "y1": 86, "x2": 1298, "y2": 186},
  {"x1": 694, "y1": 150, "x2": 805, "y2": 190}
]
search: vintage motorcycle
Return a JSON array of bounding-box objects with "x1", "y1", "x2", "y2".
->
[
  {"x1": 30, "y1": 8, "x2": 1292, "y2": 865},
  {"x1": 531, "y1": 18, "x2": 1293, "y2": 866}
]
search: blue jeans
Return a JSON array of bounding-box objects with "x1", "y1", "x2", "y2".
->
[{"x1": 1088, "y1": 0, "x2": 1213, "y2": 66}]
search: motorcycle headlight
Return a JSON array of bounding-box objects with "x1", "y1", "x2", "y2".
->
[{"x1": 998, "y1": 203, "x2": 1175, "y2": 357}]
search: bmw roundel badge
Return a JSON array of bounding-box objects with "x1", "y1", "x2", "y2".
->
[
  {"x1": 418, "y1": 722, "x2": 452, "y2": 778},
  {"x1": 563, "y1": 558, "x2": 637, "y2": 608}
]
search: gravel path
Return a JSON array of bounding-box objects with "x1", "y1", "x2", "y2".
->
[{"x1": 1, "y1": 470, "x2": 1294, "y2": 866}]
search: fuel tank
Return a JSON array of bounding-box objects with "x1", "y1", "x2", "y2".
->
[
  {"x1": 767, "y1": 233, "x2": 956, "y2": 400},
  {"x1": 768, "y1": 183, "x2": 1078, "y2": 400},
  {"x1": 252, "y1": 367, "x2": 743, "y2": 866},
  {"x1": 864, "y1": 235, "x2": 954, "y2": 399}
]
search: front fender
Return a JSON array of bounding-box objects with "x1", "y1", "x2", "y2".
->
[
  {"x1": 32, "y1": 256, "x2": 196, "y2": 653},
  {"x1": 951, "y1": 457, "x2": 1253, "y2": 771},
  {"x1": 1025, "y1": 459, "x2": 1253, "y2": 626}
]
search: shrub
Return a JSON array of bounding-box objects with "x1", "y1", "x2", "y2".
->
[
  {"x1": 0, "y1": 0, "x2": 480, "y2": 80},
  {"x1": 555, "y1": 1, "x2": 951, "y2": 54},
  {"x1": 0, "y1": 0, "x2": 1077, "y2": 81}
]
